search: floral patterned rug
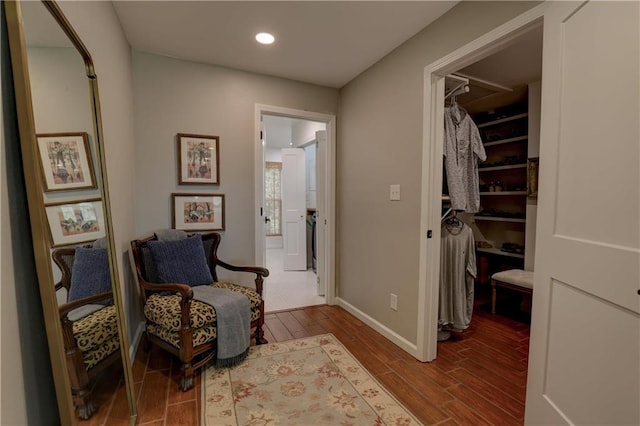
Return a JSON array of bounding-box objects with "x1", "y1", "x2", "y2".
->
[{"x1": 202, "y1": 334, "x2": 422, "y2": 425}]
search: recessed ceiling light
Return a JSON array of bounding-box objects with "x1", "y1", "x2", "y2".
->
[{"x1": 256, "y1": 32, "x2": 275, "y2": 45}]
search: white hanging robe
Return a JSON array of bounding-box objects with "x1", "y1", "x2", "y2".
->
[{"x1": 439, "y1": 222, "x2": 477, "y2": 330}]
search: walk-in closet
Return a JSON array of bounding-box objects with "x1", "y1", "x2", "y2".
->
[{"x1": 438, "y1": 26, "x2": 543, "y2": 341}]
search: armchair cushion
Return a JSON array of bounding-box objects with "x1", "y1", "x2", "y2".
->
[
  {"x1": 68, "y1": 247, "x2": 111, "y2": 302},
  {"x1": 144, "y1": 282, "x2": 262, "y2": 350},
  {"x1": 143, "y1": 282, "x2": 262, "y2": 332},
  {"x1": 147, "y1": 234, "x2": 213, "y2": 287},
  {"x1": 72, "y1": 305, "x2": 120, "y2": 369}
]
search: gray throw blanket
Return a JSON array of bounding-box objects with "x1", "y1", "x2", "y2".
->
[{"x1": 192, "y1": 286, "x2": 250, "y2": 368}]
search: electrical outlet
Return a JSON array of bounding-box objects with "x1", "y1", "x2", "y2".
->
[
  {"x1": 390, "y1": 293, "x2": 398, "y2": 311},
  {"x1": 390, "y1": 184, "x2": 401, "y2": 201}
]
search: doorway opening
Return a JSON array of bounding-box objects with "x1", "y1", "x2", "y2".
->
[
  {"x1": 254, "y1": 105, "x2": 336, "y2": 313},
  {"x1": 417, "y1": 6, "x2": 545, "y2": 362}
]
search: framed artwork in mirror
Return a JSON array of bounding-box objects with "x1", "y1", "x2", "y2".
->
[
  {"x1": 45, "y1": 199, "x2": 105, "y2": 247},
  {"x1": 177, "y1": 133, "x2": 220, "y2": 185},
  {"x1": 36, "y1": 132, "x2": 97, "y2": 192},
  {"x1": 172, "y1": 193, "x2": 225, "y2": 231},
  {"x1": 527, "y1": 157, "x2": 539, "y2": 199}
]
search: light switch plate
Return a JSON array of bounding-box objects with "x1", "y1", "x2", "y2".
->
[{"x1": 390, "y1": 184, "x2": 401, "y2": 201}]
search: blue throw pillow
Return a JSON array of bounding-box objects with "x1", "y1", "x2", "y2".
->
[
  {"x1": 147, "y1": 234, "x2": 213, "y2": 287},
  {"x1": 68, "y1": 247, "x2": 112, "y2": 302}
]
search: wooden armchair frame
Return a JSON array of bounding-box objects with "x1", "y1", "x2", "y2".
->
[
  {"x1": 130, "y1": 232, "x2": 269, "y2": 391},
  {"x1": 52, "y1": 248, "x2": 121, "y2": 420}
]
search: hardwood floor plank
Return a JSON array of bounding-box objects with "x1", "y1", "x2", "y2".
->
[
  {"x1": 290, "y1": 308, "x2": 317, "y2": 326},
  {"x1": 276, "y1": 311, "x2": 306, "y2": 333},
  {"x1": 441, "y1": 398, "x2": 493, "y2": 426},
  {"x1": 460, "y1": 339, "x2": 528, "y2": 372},
  {"x1": 457, "y1": 358, "x2": 527, "y2": 402},
  {"x1": 448, "y1": 368, "x2": 525, "y2": 420},
  {"x1": 146, "y1": 345, "x2": 171, "y2": 372},
  {"x1": 391, "y1": 359, "x2": 459, "y2": 390},
  {"x1": 446, "y1": 384, "x2": 522, "y2": 426},
  {"x1": 263, "y1": 324, "x2": 276, "y2": 343},
  {"x1": 376, "y1": 371, "x2": 450, "y2": 425},
  {"x1": 341, "y1": 338, "x2": 392, "y2": 376},
  {"x1": 136, "y1": 370, "x2": 170, "y2": 423},
  {"x1": 166, "y1": 400, "x2": 199, "y2": 426},
  {"x1": 264, "y1": 316, "x2": 294, "y2": 341},
  {"x1": 386, "y1": 359, "x2": 455, "y2": 406}
]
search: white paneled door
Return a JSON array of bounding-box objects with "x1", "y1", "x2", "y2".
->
[
  {"x1": 526, "y1": 2, "x2": 639, "y2": 425},
  {"x1": 316, "y1": 131, "x2": 326, "y2": 295},
  {"x1": 282, "y1": 148, "x2": 307, "y2": 270}
]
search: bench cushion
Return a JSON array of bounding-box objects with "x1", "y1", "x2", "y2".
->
[{"x1": 491, "y1": 269, "x2": 534, "y2": 290}]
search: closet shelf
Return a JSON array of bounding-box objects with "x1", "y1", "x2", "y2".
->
[
  {"x1": 479, "y1": 191, "x2": 527, "y2": 196},
  {"x1": 477, "y1": 247, "x2": 525, "y2": 259},
  {"x1": 474, "y1": 216, "x2": 526, "y2": 223},
  {"x1": 484, "y1": 135, "x2": 528, "y2": 147},
  {"x1": 478, "y1": 163, "x2": 527, "y2": 172},
  {"x1": 477, "y1": 112, "x2": 528, "y2": 129}
]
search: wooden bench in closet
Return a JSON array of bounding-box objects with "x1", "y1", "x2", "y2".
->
[{"x1": 490, "y1": 269, "x2": 534, "y2": 315}]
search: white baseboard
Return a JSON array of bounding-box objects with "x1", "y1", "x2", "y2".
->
[
  {"x1": 335, "y1": 298, "x2": 419, "y2": 358},
  {"x1": 128, "y1": 321, "x2": 145, "y2": 365}
]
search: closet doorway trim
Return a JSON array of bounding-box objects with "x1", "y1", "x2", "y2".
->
[{"x1": 416, "y1": 4, "x2": 546, "y2": 362}]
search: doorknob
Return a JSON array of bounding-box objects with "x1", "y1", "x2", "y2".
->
[{"x1": 264, "y1": 216, "x2": 271, "y2": 223}]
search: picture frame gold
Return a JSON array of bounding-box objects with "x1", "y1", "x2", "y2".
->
[
  {"x1": 36, "y1": 132, "x2": 97, "y2": 192},
  {"x1": 44, "y1": 199, "x2": 105, "y2": 247},
  {"x1": 171, "y1": 193, "x2": 225, "y2": 231},
  {"x1": 177, "y1": 133, "x2": 220, "y2": 185},
  {"x1": 527, "y1": 157, "x2": 539, "y2": 199}
]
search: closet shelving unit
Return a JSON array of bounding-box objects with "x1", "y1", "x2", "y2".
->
[{"x1": 473, "y1": 99, "x2": 529, "y2": 263}]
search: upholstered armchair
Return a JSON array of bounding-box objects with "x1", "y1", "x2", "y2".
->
[
  {"x1": 52, "y1": 242, "x2": 121, "y2": 420},
  {"x1": 130, "y1": 231, "x2": 268, "y2": 391}
]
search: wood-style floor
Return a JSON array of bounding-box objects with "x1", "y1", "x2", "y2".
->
[{"x1": 80, "y1": 298, "x2": 530, "y2": 425}]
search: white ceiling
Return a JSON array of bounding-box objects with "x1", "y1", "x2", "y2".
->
[{"x1": 112, "y1": 1, "x2": 458, "y2": 88}]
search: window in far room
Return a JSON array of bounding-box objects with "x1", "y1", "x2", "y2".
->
[{"x1": 265, "y1": 161, "x2": 282, "y2": 236}]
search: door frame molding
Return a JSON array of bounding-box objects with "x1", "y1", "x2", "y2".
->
[
  {"x1": 254, "y1": 104, "x2": 337, "y2": 306},
  {"x1": 417, "y1": 4, "x2": 546, "y2": 362}
]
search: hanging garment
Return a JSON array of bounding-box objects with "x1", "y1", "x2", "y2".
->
[
  {"x1": 439, "y1": 221, "x2": 477, "y2": 330},
  {"x1": 444, "y1": 105, "x2": 486, "y2": 213}
]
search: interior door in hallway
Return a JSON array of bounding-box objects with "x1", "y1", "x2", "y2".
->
[
  {"x1": 526, "y1": 2, "x2": 639, "y2": 424},
  {"x1": 282, "y1": 148, "x2": 307, "y2": 270}
]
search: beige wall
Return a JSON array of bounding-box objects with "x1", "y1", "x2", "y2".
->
[
  {"x1": 132, "y1": 51, "x2": 339, "y2": 270},
  {"x1": 337, "y1": 1, "x2": 539, "y2": 342}
]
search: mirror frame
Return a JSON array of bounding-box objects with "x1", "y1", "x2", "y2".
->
[{"x1": 5, "y1": 1, "x2": 136, "y2": 423}]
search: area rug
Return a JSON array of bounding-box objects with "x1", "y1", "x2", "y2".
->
[{"x1": 202, "y1": 333, "x2": 422, "y2": 425}]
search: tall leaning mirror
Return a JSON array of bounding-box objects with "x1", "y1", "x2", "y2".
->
[{"x1": 5, "y1": 0, "x2": 136, "y2": 423}]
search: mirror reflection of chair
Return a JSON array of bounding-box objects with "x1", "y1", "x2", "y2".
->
[
  {"x1": 52, "y1": 240, "x2": 121, "y2": 420},
  {"x1": 130, "y1": 230, "x2": 269, "y2": 391}
]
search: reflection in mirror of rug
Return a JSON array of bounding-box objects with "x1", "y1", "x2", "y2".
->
[{"x1": 202, "y1": 333, "x2": 422, "y2": 425}]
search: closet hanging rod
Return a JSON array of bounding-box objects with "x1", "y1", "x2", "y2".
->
[
  {"x1": 445, "y1": 74, "x2": 470, "y2": 100},
  {"x1": 453, "y1": 72, "x2": 513, "y2": 93},
  {"x1": 445, "y1": 83, "x2": 470, "y2": 100}
]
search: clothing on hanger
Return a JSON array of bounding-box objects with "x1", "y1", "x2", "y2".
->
[
  {"x1": 438, "y1": 221, "x2": 477, "y2": 331},
  {"x1": 443, "y1": 104, "x2": 486, "y2": 213}
]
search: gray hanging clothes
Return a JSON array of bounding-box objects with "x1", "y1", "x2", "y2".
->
[
  {"x1": 444, "y1": 105, "x2": 486, "y2": 213},
  {"x1": 439, "y1": 222, "x2": 477, "y2": 330}
]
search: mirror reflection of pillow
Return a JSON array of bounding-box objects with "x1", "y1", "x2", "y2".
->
[
  {"x1": 68, "y1": 247, "x2": 112, "y2": 301},
  {"x1": 147, "y1": 234, "x2": 213, "y2": 287}
]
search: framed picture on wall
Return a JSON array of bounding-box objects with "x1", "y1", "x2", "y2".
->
[
  {"x1": 172, "y1": 193, "x2": 225, "y2": 231},
  {"x1": 44, "y1": 199, "x2": 105, "y2": 247},
  {"x1": 527, "y1": 157, "x2": 539, "y2": 199},
  {"x1": 177, "y1": 133, "x2": 220, "y2": 185},
  {"x1": 36, "y1": 132, "x2": 97, "y2": 192}
]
